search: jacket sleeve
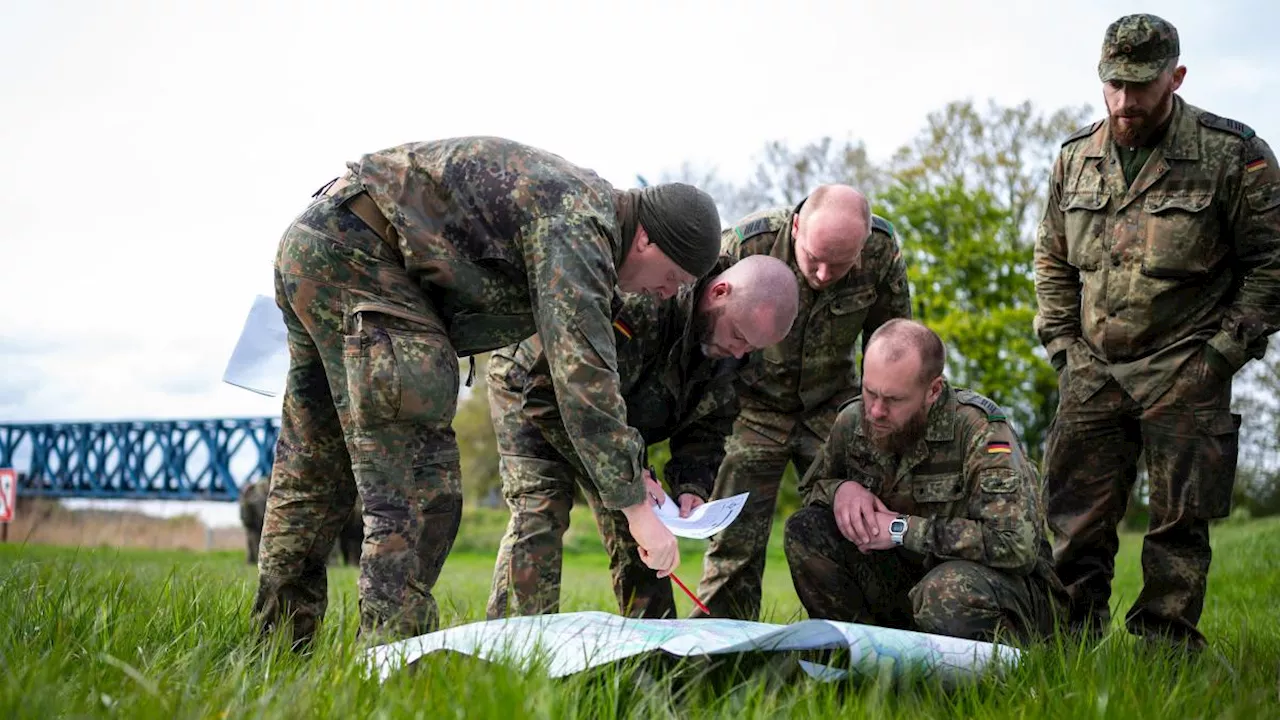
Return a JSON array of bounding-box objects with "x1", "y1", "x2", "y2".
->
[
  {"x1": 1033, "y1": 152, "x2": 1084, "y2": 360},
  {"x1": 1210, "y1": 135, "x2": 1280, "y2": 371},
  {"x1": 798, "y1": 404, "x2": 858, "y2": 507},
  {"x1": 901, "y1": 421, "x2": 1041, "y2": 575},
  {"x1": 520, "y1": 213, "x2": 646, "y2": 510},
  {"x1": 663, "y1": 393, "x2": 737, "y2": 501}
]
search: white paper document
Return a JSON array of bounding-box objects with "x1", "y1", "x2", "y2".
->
[
  {"x1": 363, "y1": 611, "x2": 1020, "y2": 684},
  {"x1": 222, "y1": 294, "x2": 289, "y2": 397},
  {"x1": 652, "y1": 491, "x2": 748, "y2": 539}
]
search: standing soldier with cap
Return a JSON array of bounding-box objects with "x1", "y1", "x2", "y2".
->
[
  {"x1": 1035, "y1": 15, "x2": 1280, "y2": 651},
  {"x1": 252, "y1": 136, "x2": 724, "y2": 649},
  {"x1": 692, "y1": 184, "x2": 912, "y2": 620}
]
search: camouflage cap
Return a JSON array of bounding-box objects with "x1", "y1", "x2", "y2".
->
[{"x1": 1098, "y1": 14, "x2": 1180, "y2": 83}]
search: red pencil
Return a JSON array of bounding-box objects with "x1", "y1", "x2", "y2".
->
[{"x1": 669, "y1": 572, "x2": 710, "y2": 615}]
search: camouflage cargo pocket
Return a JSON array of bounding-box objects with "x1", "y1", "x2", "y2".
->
[
  {"x1": 344, "y1": 313, "x2": 459, "y2": 429},
  {"x1": 1190, "y1": 410, "x2": 1241, "y2": 519}
]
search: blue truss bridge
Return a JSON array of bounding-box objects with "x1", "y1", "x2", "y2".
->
[{"x1": 0, "y1": 418, "x2": 280, "y2": 500}]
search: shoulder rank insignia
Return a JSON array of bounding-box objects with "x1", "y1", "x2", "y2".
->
[
  {"x1": 956, "y1": 389, "x2": 1006, "y2": 421},
  {"x1": 1199, "y1": 112, "x2": 1256, "y2": 140},
  {"x1": 733, "y1": 216, "x2": 776, "y2": 242},
  {"x1": 1062, "y1": 120, "x2": 1104, "y2": 146},
  {"x1": 612, "y1": 318, "x2": 634, "y2": 340},
  {"x1": 986, "y1": 440, "x2": 1013, "y2": 454},
  {"x1": 871, "y1": 215, "x2": 895, "y2": 237}
]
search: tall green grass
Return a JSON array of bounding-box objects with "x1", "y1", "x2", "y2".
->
[{"x1": 1, "y1": 512, "x2": 1277, "y2": 718}]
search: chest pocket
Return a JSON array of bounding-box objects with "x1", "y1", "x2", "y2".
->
[
  {"x1": 820, "y1": 287, "x2": 878, "y2": 351},
  {"x1": 1141, "y1": 191, "x2": 1223, "y2": 278},
  {"x1": 1060, "y1": 191, "x2": 1109, "y2": 271},
  {"x1": 911, "y1": 473, "x2": 967, "y2": 507}
]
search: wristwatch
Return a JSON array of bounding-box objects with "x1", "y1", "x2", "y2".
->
[{"x1": 888, "y1": 515, "x2": 909, "y2": 546}]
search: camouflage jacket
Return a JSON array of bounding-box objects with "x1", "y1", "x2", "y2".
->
[
  {"x1": 722, "y1": 203, "x2": 911, "y2": 443},
  {"x1": 799, "y1": 382, "x2": 1055, "y2": 579},
  {"x1": 497, "y1": 259, "x2": 749, "y2": 503},
  {"x1": 1034, "y1": 95, "x2": 1280, "y2": 407},
  {"x1": 348, "y1": 136, "x2": 646, "y2": 509}
]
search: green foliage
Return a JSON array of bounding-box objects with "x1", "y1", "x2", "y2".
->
[
  {"x1": 879, "y1": 177, "x2": 1057, "y2": 456},
  {"x1": 2, "y1": 517, "x2": 1279, "y2": 718},
  {"x1": 454, "y1": 353, "x2": 502, "y2": 507}
]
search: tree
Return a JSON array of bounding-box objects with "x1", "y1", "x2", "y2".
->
[
  {"x1": 731, "y1": 136, "x2": 888, "y2": 220},
  {"x1": 880, "y1": 98, "x2": 1094, "y2": 458},
  {"x1": 878, "y1": 178, "x2": 1057, "y2": 456}
]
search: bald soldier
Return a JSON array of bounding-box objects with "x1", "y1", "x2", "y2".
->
[
  {"x1": 1035, "y1": 15, "x2": 1280, "y2": 650},
  {"x1": 786, "y1": 320, "x2": 1062, "y2": 642},
  {"x1": 486, "y1": 255, "x2": 800, "y2": 619},
  {"x1": 252, "y1": 136, "x2": 723, "y2": 648},
  {"x1": 693, "y1": 185, "x2": 912, "y2": 620}
]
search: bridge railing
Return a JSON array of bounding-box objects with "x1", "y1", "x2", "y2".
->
[{"x1": 0, "y1": 417, "x2": 280, "y2": 501}]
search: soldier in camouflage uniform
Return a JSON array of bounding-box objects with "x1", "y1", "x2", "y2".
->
[
  {"x1": 1035, "y1": 15, "x2": 1280, "y2": 650},
  {"x1": 252, "y1": 136, "x2": 723, "y2": 648},
  {"x1": 485, "y1": 255, "x2": 799, "y2": 620},
  {"x1": 693, "y1": 184, "x2": 913, "y2": 620},
  {"x1": 786, "y1": 320, "x2": 1062, "y2": 642}
]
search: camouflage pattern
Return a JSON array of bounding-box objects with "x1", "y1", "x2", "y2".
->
[
  {"x1": 253, "y1": 137, "x2": 656, "y2": 647},
  {"x1": 486, "y1": 263, "x2": 749, "y2": 619},
  {"x1": 1035, "y1": 96, "x2": 1280, "y2": 648},
  {"x1": 1098, "y1": 14, "x2": 1180, "y2": 83},
  {"x1": 783, "y1": 382, "x2": 1062, "y2": 642},
  {"x1": 694, "y1": 203, "x2": 912, "y2": 620},
  {"x1": 239, "y1": 477, "x2": 362, "y2": 566}
]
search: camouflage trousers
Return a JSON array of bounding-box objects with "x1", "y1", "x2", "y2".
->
[
  {"x1": 693, "y1": 417, "x2": 825, "y2": 620},
  {"x1": 1044, "y1": 349, "x2": 1239, "y2": 649},
  {"x1": 484, "y1": 364, "x2": 673, "y2": 619},
  {"x1": 784, "y1": 507, "x2": 1059, "y2": 642},
  {"x1": 252, "y1": 180, "x2": 464, "y2": 649}
]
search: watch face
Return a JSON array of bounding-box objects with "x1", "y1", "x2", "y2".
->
[{"x1": 890, "y1": 518, "x2": 907, "y2": 533}]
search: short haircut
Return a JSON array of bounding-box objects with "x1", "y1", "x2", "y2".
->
[
  {"x1": 799, "y1": 184, "x2": 872, "y2": 234},
  {"x1": 720, "y1": 254, "x2": 799, "y2": 335},
  {"x1": 865, "y1": 318, "x2": 946, "y2": 384}
]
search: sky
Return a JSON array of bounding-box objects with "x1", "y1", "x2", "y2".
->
[{"x1": 3, "y1": 0, "x2": 1279, "y2": 526}]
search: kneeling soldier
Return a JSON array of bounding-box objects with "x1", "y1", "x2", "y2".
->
[{"x1": 785, "y1": 319, "x2": 1064, "y2": 642}]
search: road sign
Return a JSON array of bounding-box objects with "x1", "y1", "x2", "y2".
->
[{"x1": 0, "y1": 469, "x2": 15, "y2": 523}]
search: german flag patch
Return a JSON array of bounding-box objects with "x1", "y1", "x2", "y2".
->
[
  {"x1": 612, "y1": 319, "x2": 633, "y2": 340},
  {"x1": 986, "y1": 441, "x2": 1012, "y2": 454}
]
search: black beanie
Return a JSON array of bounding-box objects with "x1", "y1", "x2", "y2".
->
[{"x1": 635, "y1": 183, "x2": 722, "y2": 277}]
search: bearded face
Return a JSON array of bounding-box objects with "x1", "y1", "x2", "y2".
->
[
  {"x1": 1104, "y1": 72, "x2": 1176, "y2": 147},
  {"x1": 861, "y1": 395, "x2": 930, "y2": 455}
]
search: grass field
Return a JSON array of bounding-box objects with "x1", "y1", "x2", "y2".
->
[{"x1": 2, "y1": 509, "x2": 1278, "y2": 718}]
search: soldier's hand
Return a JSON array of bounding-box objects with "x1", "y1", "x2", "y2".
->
[
  {"x1": 833, "y1": 481, "x2": 890, "y2": 547},
  {"x1": 642, "y1": 469, "x2": 666, "y2": 509},
  {"x1": 854, "y1": 512, "x2": 899, "y2": 553},
  {"x1": 622, "y1": 502, "x2": 680, "y2": 578},
  {"x1": 677, "y1": 493, "x2": 704, "y2": 518}
]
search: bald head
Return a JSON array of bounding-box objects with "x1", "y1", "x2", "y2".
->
[
  {"x1": 792, "y1": 185, "x2": 873, "y2": 290},
  {"x1": 695, "y1": 255, "x2": 799, "y2": 359},
  {"x1": 864, "y1": 318, "x2": 946, "y2": 386}
]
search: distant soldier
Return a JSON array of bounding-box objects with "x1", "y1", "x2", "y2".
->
[
  {"x1": 1034, "y1": 14, "x2": 1280, "y2": 650},
  {"x1": 253, "y1": 136, "x2": 723, "y2": 648},
  {"x1": 786, "y1": 319, "x2": 1063, "y2": 642},
  {"x1": 486, "y1": 255, "x2": 799, "y2": 619},
  {"x1": 693, "y1": 185, "x2": 912, "y2": 620}
]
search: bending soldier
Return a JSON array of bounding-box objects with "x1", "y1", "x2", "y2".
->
[
  {"x1": 253, "y1": 136, "x2": 722, "y2": 648},
  {"x1": 487, "y1": 255, "x2": 799, "y2": 619},
  {"x1": 694, "y1": 184, "x2": 912, "y2": 620}
]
